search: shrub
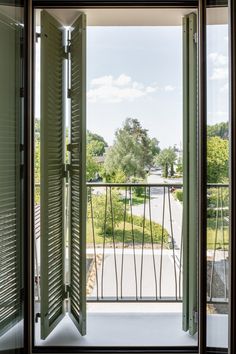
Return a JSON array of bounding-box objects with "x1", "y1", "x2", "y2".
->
[
  {"x1": 89, "y1": 190, "x2": 124, "y2": 234},
  {"x1": 126, "y1": 214, "x2": 169, "y2": 244},
  {"x1": 174, "y1": 189, "x2": 183, "y2": 202}
]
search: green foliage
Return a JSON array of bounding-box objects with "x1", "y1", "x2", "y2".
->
[
  {"x1": 90, "y1": 191, "x2": 124, "y2": 234},
  {"x1": 86, "y1": 152, "x2": 100, "y2": 181},
  {"x1": 130, "y1": 177, "x2": 145, "y2": 197},
  {"x1": 176, "y1": 156, "x2": 183, "y2": 175},
  {"x1": 126, "y1": 214, "x2": 169, "y2": 245},
  {"x1": 104, "y1": 118, "x2": 159, "y2": 180},
  {"x1": 87, "y1": 130, "x2": 108, "y2": 156},
  {"x1": 207, "y1": 137, "x2": 229, "y2": 183},
  {"x1": 174, "y1": 189, "x2": 183, "y2": 202},
  {"x1": 207, "y1": 122, "x2": 228, "y2": 140},
  {"x1": 155, "y1": 147, "x2": 177, "y2": 178}
]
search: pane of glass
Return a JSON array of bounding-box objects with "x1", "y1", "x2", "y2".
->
[
  {"x1": 207, "y1": 3, "x2": 229, "y2": 350},
  {"x1": 0, "y1": 1, "x2": 24, "y2": 352},
  {"x1": 34, "y1": 7, "x2": 199, "y2": 348}
]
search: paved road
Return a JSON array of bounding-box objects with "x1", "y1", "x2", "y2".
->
[{"x1": 131, "y1": 173, "x2": 183, "y2": 249}]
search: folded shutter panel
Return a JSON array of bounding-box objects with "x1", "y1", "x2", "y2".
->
[
  {"x1": 69, "y1": 13, "x2": 87, "y2": 336},
  {"x1": 0, "y1": 13, "x2": 22, "y2": 336},
  {"x1": 40, "y1": 10, "x2": 65, "y2": 340},
  {"x1": 182, "y1": 12, "x2": 198, "y2": 336}
]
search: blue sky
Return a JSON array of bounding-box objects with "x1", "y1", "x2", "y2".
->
[
  {"x1": 87, "y1": 24, "x2": 229, "y2": 149},
  {"x1": 35, "y1": 23, "x2": 229, "y2": 150}
]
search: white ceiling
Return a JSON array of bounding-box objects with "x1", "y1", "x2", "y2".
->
[{"x1": 35, "y1": 7, "x2": 228, "y2": 27}]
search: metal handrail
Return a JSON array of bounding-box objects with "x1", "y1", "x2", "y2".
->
[{"x1": 34, "y1": 182, "x2": 229, "y2": 306}]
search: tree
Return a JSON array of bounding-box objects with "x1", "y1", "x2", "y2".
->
[
  {"x1": 207, "y1": 122, "x2": 228, "y2": 140},
  {"x1": 87, "y1": 130, "x2": 108, "y2": 156},
  {"x1": 155, "y1": 147, "x2": 177, "y2": 178},
  {"x1": 90, "y1": 191, "x2": 124, "y2": 234},
  {"x1": 86, "y1": 152, "x2": 100, "y2": 181},
  {"x1": 104, "y1": 118, "x2": 159, "y2": 180},
  {"x1": 207, "y1": 136, "x2": 229, "y2": 183}
]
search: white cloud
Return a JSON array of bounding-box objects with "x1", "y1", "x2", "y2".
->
[
  {"x1": 208, "y1": 52, "x2": 228, "y2": 81},
  {"x1": 164, "y1": 85, "x2": 175, "y2": 92},
  {"x1": 87, "y1": 74, "x2": 176, "y2": 103},
  {"x1": 208, "y1": 52, "x2": 227, "y2": 67},
  {"x1": 210, "y1": 67, "x2": 228, "y2": 81}
]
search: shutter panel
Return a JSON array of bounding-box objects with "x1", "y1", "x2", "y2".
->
[
  {"x1": 0, "y1": 13, "x2": 22, "y2": 336},
  {"x1": 182, "y1": 13, "x2": 198, "y2": 336},
  {"x1": 40, "y1": 10, "x2": 65, "y2": 339},
  {"x1": 68, "y1": 13, "x2": 87, "y2": 336}
]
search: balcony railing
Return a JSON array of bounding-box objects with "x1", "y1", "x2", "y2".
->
[{"x1": 34, "y1": 182, "x2": 229, "y2": 308}]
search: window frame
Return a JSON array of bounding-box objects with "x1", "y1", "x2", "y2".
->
[{"x1": 22, "y1": 0, "x2": 233, "y2": 353}]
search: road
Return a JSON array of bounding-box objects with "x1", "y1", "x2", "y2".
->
[{"x1": 131, "y1": 172, "x2": 183, "y2": 249}]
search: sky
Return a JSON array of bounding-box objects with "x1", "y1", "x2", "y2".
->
[
  {"x1": 35, "y1": 22, "x2": 229, "y2": 150},
  {"x1": 86, "y1": 24, "x2": 228, "y2": 149}
]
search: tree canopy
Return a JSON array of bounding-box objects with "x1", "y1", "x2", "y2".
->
[
  {"x1": 155, "y1": 147, "x2": 177, "y2": 178},
  {"x1": 104, "y1": 118, "x2": 159, "y2": 180},
  {"x1": 87, "y1": 130, "x2": 108, "y2": 156},
  {"x1": 207, "y1": 136, "x2": 229, "y2": 183},
  {"x1": 207, "y1": 122, "x2": 228, "y2": 140}
]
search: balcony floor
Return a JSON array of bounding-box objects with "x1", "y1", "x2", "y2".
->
[{"x1": 33, "y1": 304, "x2": 227, "y2": 348}]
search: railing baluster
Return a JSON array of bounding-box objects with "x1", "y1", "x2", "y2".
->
[
  {"x1": 140, "y1": 187, "x2": 147, "y2": 299},
  {"x1": 121, "y1": 187, "x2": 128, "y2": 299},
  {"x1": 168, "y1": 186, "x2": 178, "y2": 300},
  {"x1": 90, "y1": 187, "x2": 99, "y2": 301},
  {"x1": 130, "y1": 187, "x2": 138, "y2": 300},
  {"x1": 179, "y1": 208, "x2": 183, "y2": 300},
  {"x1": 159, "y1": 186, "x2": 166, "y2": 299},
  {"x1": 101, "y1": 186, "x2": 108, "y2": 299},
  {"x1": 220, "y1": 187, "x2": 227, "y2": 300},
  {"x1": 148, "y1": 186, "x2": 158, "y2": 300},
  {"x1": 209, "y1": 187, "x2": 220, "y2": 301},
  {"x1": 109, "y1": 187, "x2": 119, "y2": 300}
]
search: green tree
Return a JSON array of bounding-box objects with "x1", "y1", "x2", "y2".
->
[
  {"x1": 207, "y1": 136, "x2": 229, "y2": 183},
  {"x1": 90, "y1": 191, "x2": 124, "y2": 234},
  {"x1": 87, "y1": 130, "x2": 108, "y2": 156},
  {"x1": 207, "y1": 122, "x2": 229, "y2": 140},
  {"x1": 155, "y1": 147, "x2": 177, "y2": 178},
  {"x1": 87, "y1": 152, "x2": 100, "y2": 181},
  {"x1": 104, "y1": 118, "x2": 159, "y2": 180}
]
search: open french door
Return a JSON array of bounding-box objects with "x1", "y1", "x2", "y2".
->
[{"x1": 40, "y1": 10, "x2": 87, "y2": 339}]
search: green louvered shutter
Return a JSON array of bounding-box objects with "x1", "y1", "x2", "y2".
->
[
  {"x1": 68, "y1": 13, "x2": 87, "y2": 336},
  {"x1": 40, "y1": 10, "x2": 65, "y2": 339},
  {"x1": 182, "y1": 13, "x2": 198, "y2": 336},
  {"x1": 0, "y1": 13, "x2": 22, "y2": 336}
]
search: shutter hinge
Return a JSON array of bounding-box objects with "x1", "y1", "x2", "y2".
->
[
  {"x1": 36, "y1": 32, "x2": 41, "y2": 43},
  {"x1": 35, "y1": 313, "x2": 41, "y2": 323},
  {"x1": 194, "y1": 32, "x2": 197, "y2": 44},
  {"x1": 63, "y1": 164, "x2": 71, "y2": 180},
  {"x1": 67, "y1": 88, "x2": 72, "y2": 99},
  {"x1": 64, "y1": 285, "x2": 71, "y2": 299},
  {"x1": 20, "y1": 87, "x2": 24, "y2": 98},
  {"x1": 63, "y1": 43, "x2": 71, "y2": 59},
  {"x1": 67, "y1": 144, "x2": 72, "y2": 152}
]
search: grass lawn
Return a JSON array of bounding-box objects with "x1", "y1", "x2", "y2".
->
[
  {"x1": 121, "y1": 194, "x2": 151, "y2": 206},
  {"x1": 86, "y1": 219, "x2": 168, "y2": 246},
  {"x1": 207, "y1": 218, "x2": 229, "y2": 250}
]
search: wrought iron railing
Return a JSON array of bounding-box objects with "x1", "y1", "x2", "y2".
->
[{"x1": 34, "y1": 182, "x2": 229, "y2": 307}]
